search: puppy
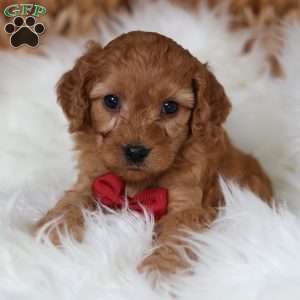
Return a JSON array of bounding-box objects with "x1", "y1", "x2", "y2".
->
[{"x1": 35, "y1": 31, "x2": 273, "y2": 274}]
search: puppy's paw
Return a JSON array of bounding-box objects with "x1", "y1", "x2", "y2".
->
[
  {"x1": 138, "y1": 246, "x2": 187, "y2": 276},
  {"x1": 138, "y1": 253, "x2": 169, "y2": 276},
  {"x1": 35, "y1": 222, "x2": 84, "y2": 246},
  {"x1": 33, "y1": 210, "x2": 84, "y2": 245}
]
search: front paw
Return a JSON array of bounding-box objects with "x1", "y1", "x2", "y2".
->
[
  {"x1": 33, "y1": 210, "x2": 84, "y2": 245},
  {"x1": 139, "y1": 246, "x2": 187, "y2": 275}
]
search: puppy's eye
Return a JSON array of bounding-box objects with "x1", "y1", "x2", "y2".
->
[
  {"x1": 103, "y1": 95, "x2": 120, "y2": 111},
  {"x1": 161, "y1": 100, "x2": 178, "y2": 116}
]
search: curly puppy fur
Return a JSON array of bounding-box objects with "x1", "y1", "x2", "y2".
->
[{"x1": 35, "y1": 31, "x2": 273, "y2": 275}]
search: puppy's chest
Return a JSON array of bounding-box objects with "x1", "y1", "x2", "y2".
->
[{"x1": 125, "y1": 181, "x2": 155, "y2": 197}]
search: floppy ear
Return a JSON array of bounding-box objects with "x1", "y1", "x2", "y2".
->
[
  {"x1": 57, "y1": 41, "x2": 102, "y2": 133},
  {"x1": 191, "y1": 64, "x2": 231, "y2": 139}
]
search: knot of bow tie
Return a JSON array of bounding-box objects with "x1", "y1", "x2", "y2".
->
[{"x1": 92, "y1": 172, "x2": 168, "y2": 220}]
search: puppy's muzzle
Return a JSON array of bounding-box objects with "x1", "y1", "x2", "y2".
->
[{"x1": 123, "y1": 144, "x2": 150, "y2": 164}]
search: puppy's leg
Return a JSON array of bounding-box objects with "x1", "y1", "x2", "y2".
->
[
  {"x1": 220, "y1": 144, "x2": 273, "y2": 205},
  {"x1": 139, "y1": 205, "x2": 218, "y2": 275},
  {"x1": 34, "y1": 179, "x2": 96, "y2": 245},
  {"x1": 239, "y1": 154, "x2": 273, "y2": 204}
]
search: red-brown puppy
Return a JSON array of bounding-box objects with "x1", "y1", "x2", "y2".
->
[{"x1": 35, "y1": 31, "x2": 273, "y2": 274}]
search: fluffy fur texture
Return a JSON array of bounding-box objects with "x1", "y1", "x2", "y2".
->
[
  {"x1": 174, "y1": 0, "x2": 300, "y2": 75},
  {"x1": 1, "y1": 0, "x2": 299, "y2": 75},
  {"x1": 1, "y1": 1, "x2": 300, "y2": 298}
]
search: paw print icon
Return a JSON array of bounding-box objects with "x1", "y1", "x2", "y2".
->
[{"x1": 4, "y1": 16, "x2": 45, "y2": 48}]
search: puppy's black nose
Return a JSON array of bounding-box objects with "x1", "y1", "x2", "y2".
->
[{"x1": 123, "y1": 144, "x2": 150, "y2": 164}]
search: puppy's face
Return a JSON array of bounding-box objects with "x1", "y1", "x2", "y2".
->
[
  {"x1": 58, "y1": 32, "x2": 231, "y2": 182},
  {"x1": 89, "y1": 44, "x2": 196, "y2": 182}
]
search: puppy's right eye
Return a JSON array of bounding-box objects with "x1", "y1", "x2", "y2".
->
[{"x1": 103, "y1": 95, "x2": 120, "y2": 111}]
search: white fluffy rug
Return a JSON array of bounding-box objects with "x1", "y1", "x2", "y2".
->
[{"x1": 1, "y1": 1, "x2": 300, "y2": 299}]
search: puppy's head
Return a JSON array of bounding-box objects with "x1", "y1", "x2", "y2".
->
[{"x1": 57, "y1": 31, "x2": 231, "y2": 182}]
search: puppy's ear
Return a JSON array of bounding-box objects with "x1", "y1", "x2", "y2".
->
[
  {"x1": 57, "y1": 41, "x2": 102, "y2": 132},
  {"x1": 191, "y1": 64, "x2": 231, "y2": 139}
]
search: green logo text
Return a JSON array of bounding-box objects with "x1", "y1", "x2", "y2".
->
[{"x1": 4, "y1": 4, "x2": 47, "y2": 18}]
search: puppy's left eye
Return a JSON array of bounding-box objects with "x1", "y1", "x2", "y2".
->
[
  {"x1": 103, "y1": 94, "x2": 120, "y2": 111},
  {"x1": 161, "y1": 100, "x2": 178, "y2": 116}
]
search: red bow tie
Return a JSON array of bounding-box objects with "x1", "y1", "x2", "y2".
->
[{"x1": 92, "y1": 173, "x2": 168, "y2": 220}]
